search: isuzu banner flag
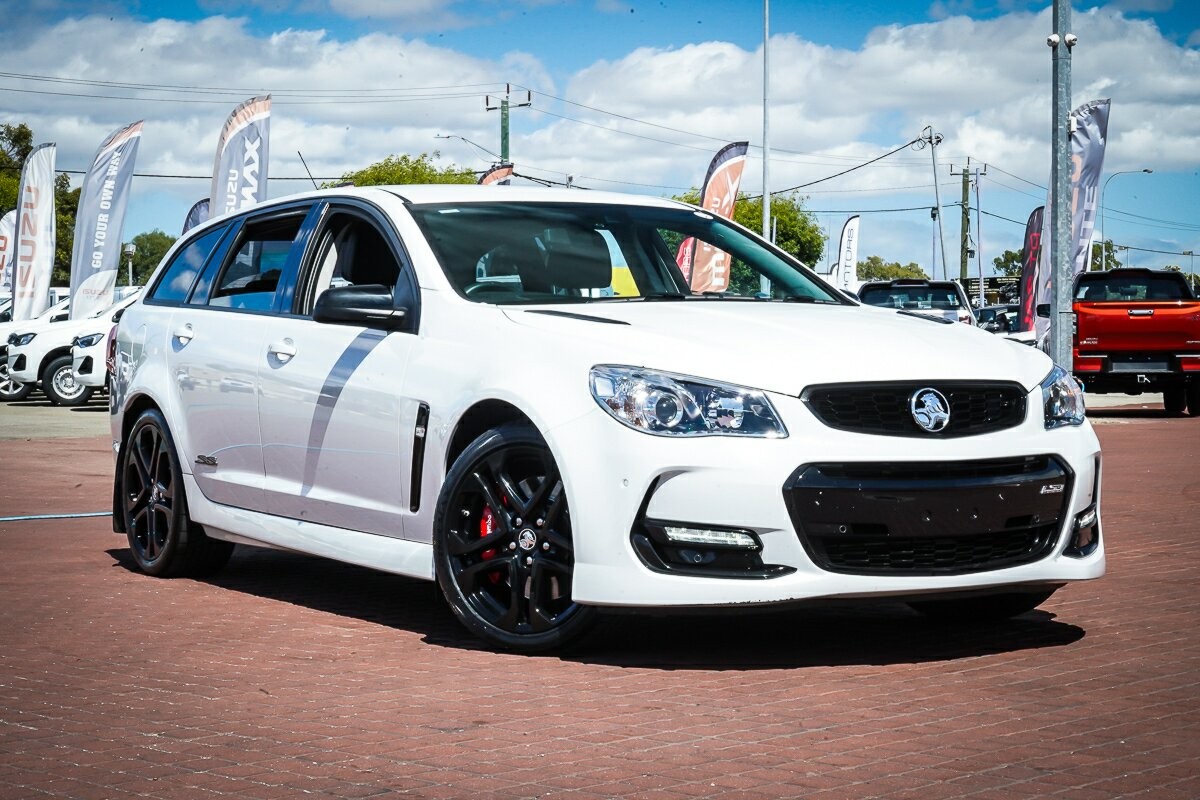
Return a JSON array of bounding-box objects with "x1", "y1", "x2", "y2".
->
[
  {"x1": 182, "y1": 198, "x2": 210, "y2": 234},
  {"x1": 677, "y1": 141, "x2": 749, "y2": 292},
  {"x1": 1035, "y1": 99, "x2": 1110, "y2": 342},
  {"x1": 835, "y1": 215, "x2": 860, "y2": 290},
  {"x1": 478, "y1": 164, "x2": 513, "y2": 185},
  {"x1": 12, "y1": 143, "x2": 57, "y2": 322},
  {"x1": 1017, "y1": 206, "x2": 1045, "y2": 333},
  {"x1": 0, "y1": 210, "x2": 14, "y2": 294},
  {"x1": 210, "y1": 95, "x2": 271, "y2": 218},
  {"x1": 69, "y1": 121, "x2": 143, "y2": 320}
]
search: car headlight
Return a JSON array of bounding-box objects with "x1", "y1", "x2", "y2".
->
[
  {"x1": 589, "y1": 365, "x2": 788, "y2": 437},
  {"x1": 12, "y1": 332, "x2": 36, "y2": 347},
  {"x1": 1041, "y1": 365, "x2": 1085, "y2": 429},
  {"x1": 73, "y1": 333, "x2": 105, "y2": 348}
]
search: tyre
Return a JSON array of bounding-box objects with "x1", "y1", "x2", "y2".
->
[
  {"x1": 908, "y1": 588, "x2": 1058, "y2": 622},
  {"x1": 1186, "y1": 383, "x2": 1200, "y2": 418},
  {"x1": 0, "y1": 362, "x2": 32, "y2": 402},
  {"x1": 1163, "y1": 387, "x2": 1186, "y2": 416},
  {"x1": 119, "y1": 408, "x2": 234, "y2": 577},
  {"x1": 41, "y1": 354, "x2": 94, "y2": 406},
  {"x1": 433, "y1": 424, "x2": 595, "y2": 652}
]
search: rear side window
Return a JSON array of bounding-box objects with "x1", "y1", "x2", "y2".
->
[
  {"x1": 207, "y1": 215, "x2": 304, "y2": 312},
  {"x1": 148, "y1": 227, "x2": 224, "y2": 304}
]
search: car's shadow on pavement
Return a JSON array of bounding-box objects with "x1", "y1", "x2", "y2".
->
[{"x1": 108, "y1": 545, "x2": 1085, "y2": 670}]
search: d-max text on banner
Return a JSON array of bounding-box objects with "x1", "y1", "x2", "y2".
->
[
  {"x1": 0, "y1": 210, "x2": 15, "y2": 295},
  {"x1": 12, "y1": 143, "x2": 57, "y2": 322},
  {"x1": 1034, "y1": 99, "x2": 1110, "y2": 344},
  {"x1": 69, "y1": 121, "x2": 143, "y2": 320},
  {"x1": 836, "y1": 215, "x2": 860, "y2": 290},
  {"x1": 478, "y1": 164, "x2": 513, "y2": 185},
  {"x1": 210, "y1": 95, "x2": 271, "y2": 218},
  {"x1": 677, "y1": 141, "x2": 749, "y2": 292},
  {"x1": 182, "y1": 198, "x2": 210, "y2": 234},
  {"x1": 1017, "y1": 206, "x2": 1045, "y2": 333}
]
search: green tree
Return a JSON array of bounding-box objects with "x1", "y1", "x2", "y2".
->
[
  {"x1": 1089, "y1": 240, "x2": 1124, "y2": 271},
  {"x1": 857, "y1": 255, "x2": 928, "y2": 280},
  {"x1": 992, "y1": 249, "x2": 1023, "y2": 277},
  {"x1": 329, "y1": 152, "x2": 476, "y2": 187},
  {"x1": 125, "y1": 230, "x2": 177, "y2": 285},
  {"x1": 672, "y1": 190, "x2": 824, "y2": 294},
  {"x1": 0, "y1": 123, "x2": 35, "y2": 213}
]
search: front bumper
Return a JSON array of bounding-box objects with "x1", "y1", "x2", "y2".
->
[
  {"x1": 551, "y1": 390, "x2": 1103, "y2": 608},
  {"x1": 8, "y1": 346, "x2": 36, "y2": 383}
]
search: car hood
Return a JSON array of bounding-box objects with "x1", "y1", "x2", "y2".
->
[{"x1": 502, "y1": 301, "x2": 1054, "y2": 396}]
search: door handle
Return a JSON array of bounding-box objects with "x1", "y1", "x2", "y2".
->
[
  {"x1": 268, "y1": 338, "x2": 298, "y2": 363},
  {"x1": 173, "y1": 323, "x2": 194, "y2": 344}
]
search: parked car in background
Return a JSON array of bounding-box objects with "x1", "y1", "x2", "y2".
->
[
  {"x1": 0, "y1": 297, "x2": 71, "y2": 402},
  {"x1": 72, "y1": 292, "x2": 140, "y2": 391},
  {"x1": 7, "y1": 291, "x2": 140, "y2": 406},
  {"x1": 1062, "y1": 268, "x2": 1200, "y2": 415},
  {"x1": 111, "y1": 185, "x2": 1102, "y2": 653},
  {"x1": 976, "y1": 304, "x2": 1021, "y2": 333},
  {"x1": 856, "y1": 279, "x2": 976, "y2": 325}
]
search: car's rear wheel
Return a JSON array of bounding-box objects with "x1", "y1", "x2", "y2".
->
[
  {"x1": 0, "y1": 362, "x2": 31, "y2": 402},
  {"x1": 120, "y1": 408, "x2": 233, "y2": 577},
  {"x1": 1186, "y1": 383, "x2": 1200, "y2": 417},
  {"x1": 1163, "y1": 387, "x2": 1187, "y2": 416},
  {"x1": 908, "y1": 588, "x2": 1058, "y2": 622},
  {"x1": 433, "y1": 424, "x2": 595, "y2": 652},
  {"x1": 42, "y1": 355, "x2": 94, "y2": 406}
]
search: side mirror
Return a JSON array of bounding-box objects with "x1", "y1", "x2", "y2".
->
[
  {"x1": 1035, "y1": 303, "x2": 1050, "y2": 318},
  {"x1": 51, "y1": 313, "x2": 68, "y2": 323},
  {"x1": 313, "y1": 284, "x2": 407, "y2": 330}
]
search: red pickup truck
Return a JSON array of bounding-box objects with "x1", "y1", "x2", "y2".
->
[{"x1": 1070, "y1": 268, "x2": 1200, "y2": 415}]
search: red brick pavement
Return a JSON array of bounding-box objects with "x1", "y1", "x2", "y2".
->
[{"x1": 0, "y1": 409, "x2": 1197, "y2": 799}]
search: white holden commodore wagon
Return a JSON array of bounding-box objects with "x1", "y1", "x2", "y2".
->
[{"x1": 111, "y1": 185, "x2": 1103, "y2": 652}]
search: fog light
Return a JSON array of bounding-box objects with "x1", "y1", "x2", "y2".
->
[
  {"x1": 663, "y1": 525, "x2": 759, "y2": 549},
  {"x1": 1064, "y1": 504, "x2": 1100, "y2": 558}
]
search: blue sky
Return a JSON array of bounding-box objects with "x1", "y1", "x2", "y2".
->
[{"x1": 2, "y1": 0, "x2": 1198, "y2": 275}]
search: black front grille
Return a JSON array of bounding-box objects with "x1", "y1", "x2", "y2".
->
[
  {"x1": 803, "y1": 382, "x2": 1026, "y2": 437},
  {"x1": 783, "y1": 457, "x2": 1071, "y2": 576}
]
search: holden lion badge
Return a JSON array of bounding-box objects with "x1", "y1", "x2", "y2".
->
[{"x1": 910, "y1": 388, "x2": 950, "y2": 433}]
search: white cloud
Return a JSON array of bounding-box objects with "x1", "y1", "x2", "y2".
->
[{"x1": 0, "y1": 4, "x2": 1194, "y2": 270}]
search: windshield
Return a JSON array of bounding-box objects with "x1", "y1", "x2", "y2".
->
[
  {"x1": 858, "y1": 284, "x2": 966, "y2": 311},
  {"x1": 407, "y1": 201, "x2": 842, "y2": 305}
]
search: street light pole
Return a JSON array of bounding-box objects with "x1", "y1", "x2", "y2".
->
[
  {"x1": 123, "y1": 243, "x2": 136, "y2": 286},
  {"x1": 1100, "y1": 168, "x2": 1152, "y2": 264}
]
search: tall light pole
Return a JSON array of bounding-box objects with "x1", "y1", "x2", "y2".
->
[
  {"x1": 1047, "y1": 0, "x2": 1074, "y2": 370},
  {"x1": 1100, "y1": 168, "x2": 1152, "y2": 264},
  {"x1": 760, "y1": 0, "x2": 771, "y2": 295}
]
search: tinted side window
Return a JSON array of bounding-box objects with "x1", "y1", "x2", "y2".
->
[
  {"x1": 148, "y1": 227, "x2": 224, "y2": 304},
  {"x1": 297, "y1": 213, "x2": 402, "y2": 315},
  {"x1": 208, "y1": 216, "x2": 304, "y2": 312}
]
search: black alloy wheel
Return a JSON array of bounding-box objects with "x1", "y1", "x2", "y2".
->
[
  {"x1": 121, "y1": 408, "x2": 233, "y2": 577},
  {"x1": 434, "y1": 425, "x2": 595, "y2": 652}
]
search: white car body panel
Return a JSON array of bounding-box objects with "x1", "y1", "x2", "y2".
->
[{"x1": 111, "y1": 186, "x2": 1103, "y2": 623}]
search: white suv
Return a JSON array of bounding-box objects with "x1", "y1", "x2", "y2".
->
[
  {"x1": 0, "y1": 297, "x2": 71, "y2": 402},
  {"x1": 111, "y1": 186, "x2": 1103, "y2": 652},
  {"x1": 8, "y1": 291, "x2": 140, "y2": 406}
]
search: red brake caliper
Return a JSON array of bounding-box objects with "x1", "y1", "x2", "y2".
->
[{"x1": 479, "y1": 506, "x2": 501, "y2": 584}]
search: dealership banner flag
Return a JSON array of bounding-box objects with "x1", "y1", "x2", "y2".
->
[
  {"x1": 833, "y1": 215, "x2": 860, "y2": 290},
  {"x1": 677, "y1": 141, "x2": 749, "y2": 292},
  {"x1": 478, "y1": 164, "x2": 513, "y2": 185},
  {"x1": 1017, "y1": 206, "x2": 1045, "y2": 333},
  {"x1": 0, "y1": 210, "x2": 14, "y2": 294},
  {"x1": 1035, "y1": 99, "x2": 1110, "y2": 342},
  {"x1": 182, "y1": 198, "x2": 210, "y2": 234},
  {"x1": 210, "y1": 95, "x2": 271, "y2": 218},
  {"x1": 12, "y1": 143, "x2": 57, "y2": 322},
  {"x1": 68, "y1": 120, "x2": 143, "y2": 320}
]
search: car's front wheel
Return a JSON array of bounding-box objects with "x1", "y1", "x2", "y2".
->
[
  {"x1": 120, "y1": 408, "x2": 233, "y2": 577},
  {"x1": 42, "y1": 355, "x2": 94, "y2": 406},
  {"x1": 908, "y1": 588, "x2": 1058, "y2": 622},
  {"x1": 0, "y1": 362, "x2": 31, "y2": 402},
  {"x1": 433, "y1": 424, "x2": 595, "y2": 652}
]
